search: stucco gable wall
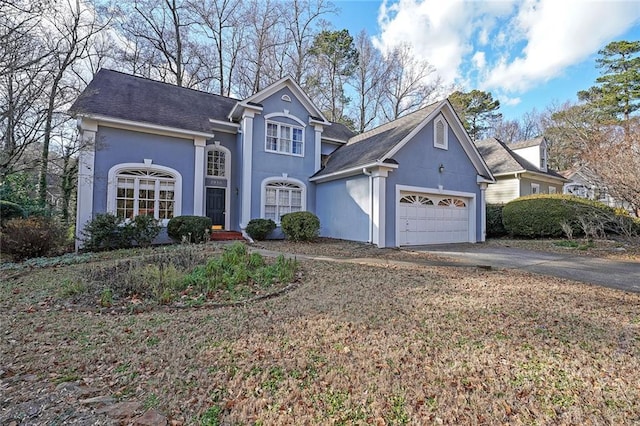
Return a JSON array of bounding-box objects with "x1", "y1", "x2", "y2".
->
[
  {"x1": 92, "y1": 126, "x2": 196, "y2": 216},
  {"x1": 384, "y1": 117, "x2": 482, "y2": 245},
  {"x1": 249, "y1": 87, "x2": 319, "y2": 219}
]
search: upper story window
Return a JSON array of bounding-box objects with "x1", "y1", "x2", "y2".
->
[
  {"x1": 434, "y1": 115, "x2": 448, "y2": 150},
  {"x1": 266, "y1": 121, "x2": 304, "y2": 156},
  {"x1": 207, "y1": 149, "x2": 226, "y2": 177}
]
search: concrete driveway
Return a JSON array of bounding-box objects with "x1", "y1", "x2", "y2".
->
[{"x1": 412, "y1": 244, "x2": 640, "y2": 293}]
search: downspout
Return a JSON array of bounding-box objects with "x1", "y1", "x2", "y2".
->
[{"x1": 362, "y1": 167, "x2": 373, "y2": 244}]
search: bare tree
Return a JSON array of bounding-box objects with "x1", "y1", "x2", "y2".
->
[
  {"x1": 583, "y1": 119, "x2": 640, "y2": 214},
  {"x1": 0, "y1": 1, "x2": 51, "y2": 180},
  {"x1": 283, "y1": 0, "x2": 336, "y2": 88},
  {"x1": 349, "y1": 31, "x2": 388, "y2": 132},
  {"x1": 233, "y1": 0, "x2": 287, "y2": 97},
  {"x1": 380, "y1": 44, "x2": 441, "y2": 121},
  {"x1": 188, "y1": 0, "x2": 243, "y2": 96},
  {"x1": 37, "y1": 0, "x2": 109, "y2": 206},
  {"x1": 491, "y1": 109, "x2": 542, "y2": 143},
  {"x1": 113, "y1": 0, "x2": 208, "y2": 88}
]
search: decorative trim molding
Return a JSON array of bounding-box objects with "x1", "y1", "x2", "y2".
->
[
  {"x1": 106, "y1": 162, "x2": 183, "y2": 226},
  {"x1": 260, "y1": 176, "x2": 307, "y2": 222}
]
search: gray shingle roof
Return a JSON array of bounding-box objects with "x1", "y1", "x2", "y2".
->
[
  {"x1": 69, "y1": 69, "x2": 239, "y2": 134},
  {"x1": 323, "y1": 122, "x2": 356, "y2": 142},
  {"x1": 510, "y1": 136, "x2": 545, "y2": 149},
  {"x1": 315, "y1": 102, "x2": 442, "y2": 177},
  {"x1": 70, "y1": 69, "x2": 355, "y2": 141},
  {"x1": 475, "y1": 137, "x2": 566, "y2": 180}
]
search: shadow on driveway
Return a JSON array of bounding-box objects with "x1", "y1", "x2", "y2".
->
[{"x1": 409, "y1": 244, "x2": 640, "y2": 293}]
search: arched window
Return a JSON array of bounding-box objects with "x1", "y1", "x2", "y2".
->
[
  {"x1": 434, "y1": 115, "x2": 448, "y2": 150},
  {"x1": 261, "y1": 178, "x2": 306, "y2": 223},
  {"x1": 108, "y1": 163, "x2": 182, "y2": 225}
]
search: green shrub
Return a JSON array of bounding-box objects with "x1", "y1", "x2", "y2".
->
[
  {"x1": 246, "y1": 218, "x2": 276, "y2": 240},
  {"x1": 82, "y1": 213, "x2": 132, "y2": 251},
  {"x1": 0, "y1": 200, "x2": 25, "y2": 226},
  {"x1": 486, "y1": 204, "x2": 507, "y2": 237},
  {"x1": 502, "y1": 194, "x2": 633, "y2": 238},
  {"x1": 280, "y1": 211, "x2": 320, "y2": 242},
  {"x1": 129, "y1": 215, "x2": 161, "y2": 247},
  {"x1": 0, "y1": 217, "x2": 64, "y2": 261},
  {"x1": 167, "y1": 215, "x2": 212, "y2": 243}
]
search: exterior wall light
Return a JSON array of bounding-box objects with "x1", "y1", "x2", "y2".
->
[{"x1": 438, "y1": 164, "x2": 445, "y2": 173}]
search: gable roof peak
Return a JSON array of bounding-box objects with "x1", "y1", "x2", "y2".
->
[{"x1": 229, "y1": 75, "x2": 328, "y2": 123}]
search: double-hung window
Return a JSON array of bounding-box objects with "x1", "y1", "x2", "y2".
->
[
  {"x1": 266, "y1": 121, "x2": 303, "y2": 156},
  {"x1": 264, "y1": 181, "x2": 303, "y2": 222}
]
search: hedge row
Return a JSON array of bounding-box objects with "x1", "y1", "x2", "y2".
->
[{"x1": 501, "y1": 194, "x2": 638, "y2": 238}]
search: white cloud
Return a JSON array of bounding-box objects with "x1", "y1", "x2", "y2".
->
[
  {"x1": 483, "y1": 0, "x2": 640, "y2": 92},
  {"x1": 374, "y1": 0, "x2": 640, "y2": 95},
  {"x1": 472, "y1": 51, "x2": 486, "y2": 69}
]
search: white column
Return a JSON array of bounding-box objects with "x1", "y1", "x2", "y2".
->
[
  {"x1": 241, "y1": 112, "x2": 255, "y2": 229},
  {"x1": 193, "y1": 137, "x2": 206, "y2": 216},
  {"x1": 371, "y1": 169, "x2": 388, "y2": 248},
  {"x1": 314, "y1": 124, "x2": 323, "y2": 172},
  {"x1": 479, "y1": 182, "x2": 488, "y2": 242},
  {"x1": 75, "y1": 118, "x2": 98, "y2": 251}
]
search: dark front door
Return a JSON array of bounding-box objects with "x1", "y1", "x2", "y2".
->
[{"x1": 206, "y1": 188, "x2": 225, "y2": 228}]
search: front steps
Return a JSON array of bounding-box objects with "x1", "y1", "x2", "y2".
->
[{"x1": 210, "y1": 230, "x2": 245, "y2": 241}]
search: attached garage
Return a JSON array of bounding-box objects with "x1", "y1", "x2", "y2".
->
[{"x1": 397, "y1": 191, "x2": 473, "y2": 245}]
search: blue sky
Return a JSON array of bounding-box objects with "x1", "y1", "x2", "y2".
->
[{"x1": 329, "y1": 0, "x2": 640, "y2": 121}]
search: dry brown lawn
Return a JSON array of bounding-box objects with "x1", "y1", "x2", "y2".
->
[{"x1": 1, "y1": 239, "x2": 639, "y2": 425}]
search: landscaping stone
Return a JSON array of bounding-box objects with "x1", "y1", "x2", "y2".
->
[
  {"x1": 96, "y1": 401, "x2": 142, "y2": 419},
  {"x1": 135, "y1": 409, "x2": 168, "y2": 425},
  {"x1": 79, "y1": 395, "x2": 115, "y2": 406}
]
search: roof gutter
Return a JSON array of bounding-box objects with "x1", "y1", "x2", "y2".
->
[
  {"x1": 309, "y1": 161, "x2": 399, "y2": 183},
  {"x1": 76, "y1": 113, "x2": 216, "y2": 139}
]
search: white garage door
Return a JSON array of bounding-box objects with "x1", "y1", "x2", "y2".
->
[{"x1": 397, "y1": 192, "x2": 470, "y2": 245}]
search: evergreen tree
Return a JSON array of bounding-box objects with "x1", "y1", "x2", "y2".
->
[
  {"x1": 449, "y1": 90, "x2": 501, "y2": 141},
  {"x1": 578, "y1": 40, "x2": 640, "y2": 122}
]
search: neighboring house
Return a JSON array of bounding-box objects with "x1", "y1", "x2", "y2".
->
[
  {"x1": 69, "y1": 69, "x2": 494, "y2": 248},
  {"x1": 561, "y1": 165, "x2": 633, "y2": 212},
  {"x1": 474, "y1": 137, "x2": 568, "y2": 204}
]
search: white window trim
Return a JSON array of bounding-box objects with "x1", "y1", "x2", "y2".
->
[
  {"x1": 260, "y1": 176, "x2": 307, "y2": 224},
  {"x1": 531, "y1": 183, "x2": 540, "y2": 195},
  {"x1": 264, "y1": 112, "x2": 306, "y2": 157},
  {"x1": 434, "y1": 115, "x2": 448, "y2": 150},
  {"x1": 548, "y1": 186, "x2": 557, "y2": 194},
  {"x1": 107, "y1": 162, "x2": 182, "y2": 226},
  {"x1": 205, "y1": 144, "x2": 231, "y2": 178}
]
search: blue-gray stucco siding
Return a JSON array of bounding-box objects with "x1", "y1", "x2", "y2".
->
[
  {"x1": 384, "y1": 117, "x2": 483, "y2": 245},
  {"x1": 249, "y1": 88, "x2": 319, "y2": 220},
  {"x1": 316, "y1": 176, "x2": 370, "y2": 242},
  {"x1": 92, "y1": 126, "x2": 196, "y2": 217}
]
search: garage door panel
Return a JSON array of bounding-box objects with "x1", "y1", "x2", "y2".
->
[{"x1": 398, "y1": 191, "x2": 470, "y2": 246}]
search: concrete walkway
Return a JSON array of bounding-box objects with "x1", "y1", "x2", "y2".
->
[
  {"x1": 251, "y1": 245, "x2": 640, "y2": 294},
  {"x1": 411, "y1": 245, "x2": 640, "y2": 293}
]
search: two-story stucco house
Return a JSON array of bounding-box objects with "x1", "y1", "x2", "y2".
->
[
  {"x1": 474, "y1": 137, "x2": 568, "y2": 204},
  {"x1": 70, "y1": 69, "x2": 494, "y2": 248}
]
